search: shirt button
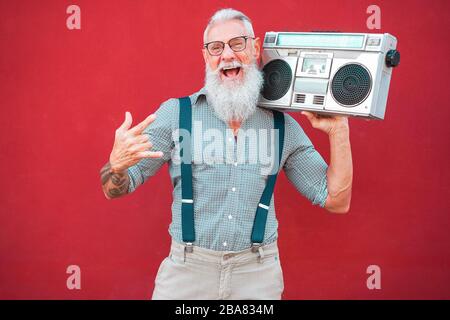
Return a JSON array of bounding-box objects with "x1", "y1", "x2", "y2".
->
[
  {"x1": 228, "y1": 137, "x2": 233, "y2": 142},
  {"x1": 231, "y1": 187, "x2": 236, "y2": 192},
  {"x1": 228, "y1": 215, "x2": 233, "y2": 220},
  {"x1": 223, "y1": 241, "x2": 227, "y2": 247},
  {"x1": 234, "y1": 162, "x2": 238, "y2": 166}
]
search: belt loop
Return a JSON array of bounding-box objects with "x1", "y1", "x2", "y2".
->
[{"x1": 184, "y1": 242, "x2": 193, "y2": 263}]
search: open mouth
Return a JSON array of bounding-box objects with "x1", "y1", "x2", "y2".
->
[{"x1": 221, "y1": 67, "x2": 241, "y2": 79}]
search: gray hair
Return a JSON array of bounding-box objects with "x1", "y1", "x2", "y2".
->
[{"x1": 203, "y1": 8, "x2": 255, "y2": 43}]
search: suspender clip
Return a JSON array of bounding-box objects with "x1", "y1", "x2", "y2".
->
[
  {"x1": 251, "y1": 243, "x2": 261, "y2": 253},
  {"x1": 251, "y1": 243, "x2": 265, "y2": 263},
  {"x1": 184, "y1": 242, "x2": 193, "y2": 262}
]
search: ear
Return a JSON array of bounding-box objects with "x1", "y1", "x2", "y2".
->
[
  {"x1": 253, "y1": 37, "x2": 261, "y2": 61},
  {"x1": 202, "y1": 48, "x2": 209, "y2": 64}
]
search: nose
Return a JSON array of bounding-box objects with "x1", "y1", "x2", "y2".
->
[{"x1": 221, "y1": 44, "x2": 237, "y2": 62}]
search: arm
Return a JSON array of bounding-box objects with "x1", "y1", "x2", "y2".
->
[
  {"x1": 282, "y1": 115, "x2": 330, "y2": 208},
  {"x1": 323, "y1": 127, "x2": 352, "y2": 213},
  {"x1": 99, "y1": 111, "x2": 163, "y2": 200},
  {"x1": 301, "y1": 112, "x2": 353, "y2": 214},
  {"x1": 100, "y1": 162, "x2": 130, "y2": 200}
]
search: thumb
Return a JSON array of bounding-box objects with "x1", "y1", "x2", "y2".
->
[
  {"x1": 301, "y1": 111, "x2": 315, "y2": 121},
  {"x1": 120, "y1": 111, "x2": 133, "y2": 130}
]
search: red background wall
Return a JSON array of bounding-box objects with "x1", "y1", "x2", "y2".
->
[{"x1": 0, "y1": 0, "x2": 449, "y2": 299}]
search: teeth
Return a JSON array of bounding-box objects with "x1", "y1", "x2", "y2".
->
[{"x1": 222, "y1": 66, "x2": 239, "y2": 70}]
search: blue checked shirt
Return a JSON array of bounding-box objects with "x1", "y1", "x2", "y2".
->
[{"x1": 127, "y1": 88, "x2": 329, "y2": 251}]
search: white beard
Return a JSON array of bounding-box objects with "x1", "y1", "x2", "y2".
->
[{"x1": 204, "y1": 60, "x2": 263, "y2": 123}]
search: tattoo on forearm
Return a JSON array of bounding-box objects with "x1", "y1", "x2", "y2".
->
[
  {"x1": 100, "y1": 162, "x2": 130, "y2": 198},
  {"x1": 100, "y1": 162, "x2": 113, "y2": 185}
]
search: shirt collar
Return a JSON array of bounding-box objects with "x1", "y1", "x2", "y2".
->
[{"x1": 190, "y1": 87, "x2": 207, "y2": 106}]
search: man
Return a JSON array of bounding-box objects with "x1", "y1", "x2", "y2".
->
[{"x1": 99, "y1": 8, "x2": 352, "y2": 300}]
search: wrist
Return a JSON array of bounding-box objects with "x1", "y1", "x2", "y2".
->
[
  {"x1": 100, "y1": 161, "x2": 126, "y2": 186},
  {"x1": 329, "y1": 124, "x2": 349, "y2": 138},
  {"x1": 108, "y1": 161, "x2": 125, "y2": 175}
]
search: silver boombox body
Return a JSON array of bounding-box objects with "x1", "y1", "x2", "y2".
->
[{"x1": 258, "y1": 32, "x2": 400, "y2": 119}]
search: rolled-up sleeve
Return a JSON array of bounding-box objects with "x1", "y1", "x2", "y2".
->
[
  {"x1": 282, "y1": 115, "x2": 329, "y2": 207},
  {"x1": 127, "y1": 98, "x2": 177, "y2": 193}
]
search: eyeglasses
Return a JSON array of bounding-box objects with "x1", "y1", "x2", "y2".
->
[{"x1": 204, "y1": 36, "x2": 255, "y2": 56}]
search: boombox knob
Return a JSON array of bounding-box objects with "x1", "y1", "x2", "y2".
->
[{"x1": 385, "y1": 50, "x2": 400, "y2": 67}]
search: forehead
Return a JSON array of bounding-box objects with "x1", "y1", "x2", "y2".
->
[{"x1": 206, "y1": 19, "x2": 248, "y2": 42}]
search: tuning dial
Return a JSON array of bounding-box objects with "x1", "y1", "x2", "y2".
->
[{"x1": 385, "y1": 50, "x2": 400, "y2": 67}]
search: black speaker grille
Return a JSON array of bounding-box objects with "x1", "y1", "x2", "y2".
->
[
  {"x1": 331, "y1": 64, "x2": 371, "y2": 107},
  {"x1": 262, "y1": 59, "x2": 292, "y2": 101}
]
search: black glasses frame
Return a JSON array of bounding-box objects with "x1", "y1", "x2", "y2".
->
[{"x1": 204, "y1": 36, "x2": 255, "y2": 56}]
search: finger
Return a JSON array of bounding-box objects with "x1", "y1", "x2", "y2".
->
[
  {"x1": 119, "y1": 111, "x2": 133, "y2": 131},
  {"x1": 136, "y1": 151, "x2": 164, "y2": 159},
  {"x1": 132, "y1": 134, "x2": 150, "y2": 144},
  {"x1": 301, "y1": 111, "x2": 316, "y2": 122},
  {"x1": 129, "y1": 114, "x2": 156, "y2": 135},
  {"x1": 129, "y1": 142, "x2": 153, "y2": 153},
  {"x1": 140, "y1": 134, "x2": 151, "y2": 143}
]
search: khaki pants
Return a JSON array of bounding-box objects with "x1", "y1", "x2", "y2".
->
[{"x1": 152, "y1": 240, "x2": 284, "y2": 300}]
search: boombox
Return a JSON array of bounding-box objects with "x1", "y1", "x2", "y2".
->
[{"x1": 258, "y1": 32, "x2": 400, "y2": 119}]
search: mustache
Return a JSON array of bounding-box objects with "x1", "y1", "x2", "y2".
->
[{"x1": 211, "y1": 61, "x2": 244, "y2": 74}]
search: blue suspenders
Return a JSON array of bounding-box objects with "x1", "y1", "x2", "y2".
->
[
  {"x1": 178, "y1": 97, "x2": 285, "y2": 251},
  {"x1": 179, "y1": 97, "x2": 195, "y2": 252},
  {"x1": 251, "y1": 110, "x2": 285, "y2": 245}
]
